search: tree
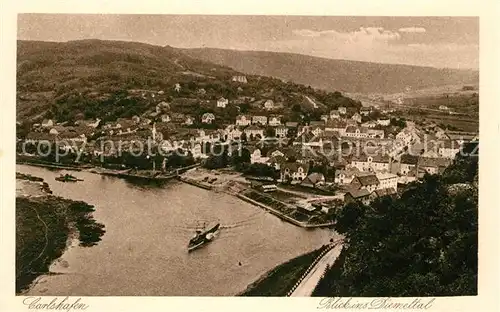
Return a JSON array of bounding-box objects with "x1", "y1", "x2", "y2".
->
[
  {"x1": 313, "y1": 149, "x2": 478, "y2": 297},
  {"x1": 264, "y1": 127, "x2": 275, "y2": 138}
]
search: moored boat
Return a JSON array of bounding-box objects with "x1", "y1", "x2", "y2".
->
[{"x1": 55, "y1": 173, "x2": 83, "y2": 182}]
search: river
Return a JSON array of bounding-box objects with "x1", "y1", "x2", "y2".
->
[{"x1": 17, "y1": 164, "x2": 337, "y2": 296}]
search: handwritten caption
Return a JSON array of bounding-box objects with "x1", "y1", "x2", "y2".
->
[
  {"x1": 23, "y1": 297, "x2": 88, "y2": 311},
  {"x1": 318, "y1": 297, "x2": 436, "y2": 310}
]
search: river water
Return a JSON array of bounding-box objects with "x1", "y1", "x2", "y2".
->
[{"x1": 17, "y1": 164, "x2": 336, "y2": 296}]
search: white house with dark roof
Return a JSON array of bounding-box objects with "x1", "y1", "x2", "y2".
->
[
  {"x1": 418, "y1": 157, "x2": 452, "y2": 176},
  {"x1": 268, "y1": 115, "x2": 282, "y2": 126},
  {"x1": 399, "y1": 154, "x2": 419, "y2": 175},
  {"x1": 350, "y1": 153, "x2": 391, "y2": 173},
  {"x1": 438, "y1": 140, "x2": 462, "y2": 159},
  {"x1": 252, "y1": 115, "x2": 268, "y2": 126},
  {"x1": 244, "y1": 125, "x2": 264, "y2": 139},
  {"x1": 232, "y1": 76, "x2": 248, "y2": 83},
  {"x1": 360, "y1": 107, "x2": 371, "y2": 116},
  {"x1": 236, "y1": 115, "x2": 252, "y2": 126},
  {"x1": 377, "y1": 118, "x2": 391, "y2": 126},
  {"x1": 201, "y1": 113, "x2": 215, "y2": 124},
  {"x1": 280, "y1": 162, "x2": 310, "y2": 183},
  {"x1": 375, "y1": 172, "x2": 398, "y2": 191},
  {"x1": 250, "y1": 148, "x2": 269, "y2": 164},
  {"x1": 351, "y1": 113, "x2": 362, "y2": 123},
  {"x1": 325, "y1": 120, "x2": 347, "y2": 136},
  {"x1": 275, "y1": 126, "x2": 288, "y2": 138},
  {"x1": 263, "y1": 99, "x2": 275, "y2": 110},
  {"x1": 338, "y1": 107, "x2": 347, "y2": 115},
  {"x1": 217, "y1": 97, "x2": 229, "y2": 108},
  {"x1": 329, "y1": 110, "x2": 340, "y2": 119},
  {"x1": 184, "y1": 115, "x2": 194, "y2": 126},
  {"x1": 41, "y1": 119, "x2": 54, "y2": 128},
  {"x1": 227, "y1": 127, "x2": 243, "y2": 141},
  {"x1": 344, "y1": 126, "x2": 369, "y2": 138},
  {"x1": 349, "y1": 174, "x2": 380, "y2": 193}
]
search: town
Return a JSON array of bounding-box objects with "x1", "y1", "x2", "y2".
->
[{"x1": 16, "y1": 75, "x2": 479, "y2": 228}]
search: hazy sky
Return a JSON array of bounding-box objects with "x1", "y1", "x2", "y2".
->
[{"x1": 18, "y1": 15, "x2": 479, "y2": 69}]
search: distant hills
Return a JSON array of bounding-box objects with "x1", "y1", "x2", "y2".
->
[
  {"x1": 181, "y1": 48, "x2": 479, "y2": 94},
  {"x1": 16, "y1": 40, "x2": 361, "y2": 124}
]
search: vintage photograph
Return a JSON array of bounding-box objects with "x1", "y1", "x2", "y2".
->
[{"x1": 15, "y1": 15, "x2": 478, "y2": 297}]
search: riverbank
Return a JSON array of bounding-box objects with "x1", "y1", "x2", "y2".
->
[
  {"x1": 16, "y1": 157, "x2": 200, "y2": 182},
  {"x1": 178, "y1": 167, "x2": 336, "y2": 228},
  {"x1": 238, "y1": 245, "x2": 329, "y2": 296},
  {"x1": 16, "y1": 173, "x2": 105, "y2": 294}
]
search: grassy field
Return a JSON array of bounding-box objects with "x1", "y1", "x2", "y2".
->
[{"x1": 239, "y1": 245, "x2": 328, "y2": 296}]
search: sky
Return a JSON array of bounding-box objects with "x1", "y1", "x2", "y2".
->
[{"x1": 17, "y1": 15, "x2": 479, "y2": 69}]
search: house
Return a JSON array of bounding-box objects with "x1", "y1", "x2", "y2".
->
[
  {"x1": 418, "y1": 157, "x2": 452, "y2": 176},
  {"x1": 310, "y1": 125, "x2": 325, "y2": 137},
  {"x1": 252, "y1": 115, "x2": 268, "y2": 126},
  {"x1": 131, "y1": 116, "x2": 141, "y2": 124},
  {"x1": 268, "y1": 115, "x2": 282, "y2": 126},
  {"x1": 263, "y1": 100, "x2": 275, "y2": 110},
  {"x1": 438, "y1": 140, "x2": 462, "y2": 159},
  {"x1": 275, "y1": 126, "x2": 289, "y2": 138},
  {"x1": 329, "y1": 110, "x2": 340, "y2": 119},
  {"x1": 268, "y1": 149, "x2": 286, "y2": 158},
  {"x1": 321, "y1": 115, "x2": 329, "y2": 122},
  {"x1": 280, "y1": 162, "x2": 310, "y2": 183},
  {"x1": 236, "y1": 115, "x2": 252, "y2": 126},
  {"x1": 156, "y1": 101, "x2": 170, "y2": 113},
  {"x1": 350, "y1": 153, "x2": 391, "y2": 173},
  {"x1": 334, "y1": 168, "x2": 362, "y2": 185},
  {"x1": 41, "y1": 119, "x2": 54, "y2": 128},
  {"x1": 399, "y1": 154, "x2": 419, "y2": 175},
  {"x1": 444, "y1": 130, "x2": 478, "y2": 142},
  {"x1": 338, "y1": 107, "x2": 347, "y2": 115},
  {"x1": 244, "y1": 125, "x2": 264, "y2": 139},
  {"x1": 227, "y1": 128, "x2": 243, "y2": 141},
  {"x1": 249, "y1": 148, "x2": 270, "y2": 164},
  {"x1": 375, "y1": 172, "x2": 398, "y2": 191},
  {"x1": 344, "y1": 188, "x2": 372, "y2": 205},
  {"x1": 377, "y1": 118, "x2": 391, "y2": 126},
  {"x1": 161, "y1": 114, "x2": 171, "y2": 123},
  {"x1": 201, "y1": 113, "x2": 216, "y2": 124},
  {"x1": 367, "y1": 129, "x2": 385, "y2": 139},
  {"x1": 325, "y1": 120, "x2": 347, "y2": 136},
  {"x1": 350, "y1": 174, "x2": 380, "y2": 193},
  {"x1": 351, "y1": 113, "x2": 362, "y2": 123},
  {"x1": 217, "y1": 97, "x2": 229, "y2": 108},
  {"x1": 293, "y1": 131, "x2": 316, "y2": 146},
  {"x1": 344, "y1": 126, "x2": 369, "y2": 138},
  {"x1": 267, "y1": 155, "x2": 286, "y2": 170},
  {"x1": 396, "y1": 127, "x2": 422, "y2": 146},
  {"x1": 362, "y1": 121, "x2": 377, "y2": 129},
  {"x1": 232, "y1": 75, "x2": 248, "y2": 83},
  {"x1": 174, "y1": 83, "x2": 181, "y2": 92},
  {"x1": 184, "y1": 116, "x2": 194, "y2": 126},
  {"x1": 439, "y1": 105, "x2": 449, "y2": 111},
  {"x1": 370, "y1": 188, "x2": 397, "y2": 200},
  {"x1": 360, "y1": 107, "x2": 371, "y2": 116},
  {"x1": 49, "y1": 128, "x2": 59, "y2": 135},
  {"x1": 301, "y1": 173, "x2": 326, "y2": 188}
]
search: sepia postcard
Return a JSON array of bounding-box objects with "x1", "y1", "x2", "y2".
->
[{"x1": 1, "y1": 1, "x2": 499, "y2": 312}]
